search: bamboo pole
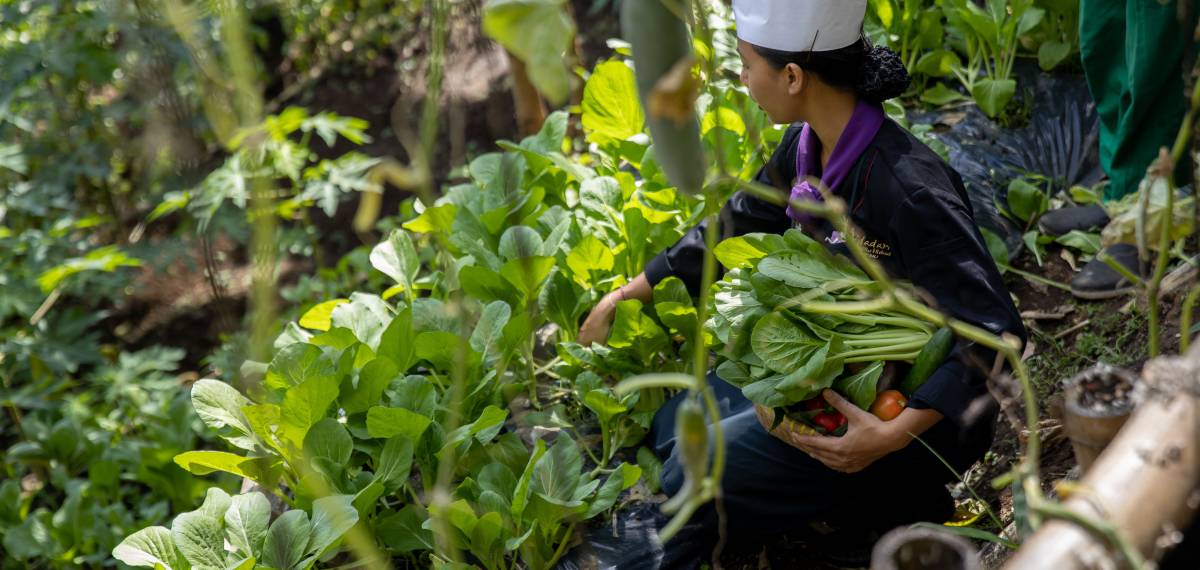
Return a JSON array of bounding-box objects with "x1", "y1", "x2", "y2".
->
[
  {"x1": 871, "y1": 527, "x2": 981, "y2": 570},
  {"x1": 1004, "y1": 344, "x2": 1200, "y2": 569}
]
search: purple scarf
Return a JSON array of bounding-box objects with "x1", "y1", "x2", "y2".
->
[{"x1": 785, "y1": 99, "x2": 885, "y2": 224}]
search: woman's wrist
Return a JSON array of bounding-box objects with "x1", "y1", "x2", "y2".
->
[{"x1": 877, "y1": 406, "x2": 943, "y2": 452}]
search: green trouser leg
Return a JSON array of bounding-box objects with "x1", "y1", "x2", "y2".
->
[{"x1": 1080, "y1": 0, "x2": 1196, "y2": 200}]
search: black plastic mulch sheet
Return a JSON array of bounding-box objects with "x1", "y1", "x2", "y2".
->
[{"x1": 911, "y1": 62, "x2": 1104, "y2": 255}]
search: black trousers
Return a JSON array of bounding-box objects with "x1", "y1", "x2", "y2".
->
[{"x1": 650, "y1": 372, "x2": 987, "y2": 568}]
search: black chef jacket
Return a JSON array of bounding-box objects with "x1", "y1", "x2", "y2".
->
[{"x1": 643, "y1": 120, "x2": 1027, "y2": 455}]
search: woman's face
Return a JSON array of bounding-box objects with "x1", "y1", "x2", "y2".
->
[{"x1": 737, "y1": 39, "x2": 803, "y2": 124}]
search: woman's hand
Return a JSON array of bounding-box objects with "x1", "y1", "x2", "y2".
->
[
  {"x1": 577, "y1": 273, "x2": 653, "y2": 346},
  {"x1": 756, "y1": 389, "x2": 940, "y2": 473},
  {"x1": 577, "y1": 290, "x2": 622, "y2": 346}
]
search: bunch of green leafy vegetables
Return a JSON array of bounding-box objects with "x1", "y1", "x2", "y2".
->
[{"x1": 709, "y1": 229, "x2": 935, "y2": 413}]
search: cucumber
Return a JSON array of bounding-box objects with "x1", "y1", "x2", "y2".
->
[
  {"x1": 899, "y1": 326, "x2": 955, "y2": 396},
  {"x1": 621, "y1": 0, "x2": 707, "y2": 195}
]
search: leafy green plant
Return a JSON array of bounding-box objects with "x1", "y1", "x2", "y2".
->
[
  {"x1": 865, "y1": 0, "x2": 958, "y2": 95},
  {"x1": 942, "y1": 0, "x2": 1044, "y2": 118},
  {"x1": 709, "y1": 230, "x2": 934, "y2": 414},
  {"x1": 1023, "y1": 0, "x2": 1079, "y2": 71},
  {"x1": 114, "y1": 488, "x2": 358, "y2": 570}
]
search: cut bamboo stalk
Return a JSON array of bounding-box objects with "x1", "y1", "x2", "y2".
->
[
  {"x1": 870, "y1": 526, "x2": 981, "y2": 570},
  {"x1": 1004, "y1": 345, "x2": 1200, "y2": 569}
]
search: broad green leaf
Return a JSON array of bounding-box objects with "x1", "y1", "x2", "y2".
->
[
  {"x1": 498, "y1": 226, "x2": 545, "y2": 260},
  {"x1": 264, "y1": 343, "x2": 335, "y2": 391},
  {"x1": 330, "y1": 293, "x2": 392, "y2": 351},
  {"x1": 915, "y1": 49, "x2": 958, "y2": 78},
  {"x1": 415, "y1": 331, "x2": 477, "y2": 372},
  {"x1": 1016, "y1": 6, "x2": 1045, "y2": 36},
  {"x1": 342, "y1": 357, "x2": 399, "y2": 415},
  {"x1": 196, "y1": 487, "x2": 233, "y2": 520},
  {"x1": 539, "y1": 268, "x2": 582, "y2": 335},
  {"x1": 482, "y1": 0, "x2": 575, "y2": 104},
  {"x1": 366, "y1": 406, "x2": 432, "y2": 442},
  {"x1": 584, "y1": 463, "x2": 641, "y2": 518},
  {"x1": 971, "y1": 78, "x2": 1017, "y2": 119},
  {"x1": 750, "y1": 312, "x2": 828, "y2": 374},
  {"x1": 565, "y1": 235, "x2": 614, "y2": 288},
  {"x1": 701, "y1": 107, "x2": 746, "y2": 137},
  {"x1": 470, "y1": 301, "x2": 513, "y2": 360},
  {"x1": 378, "y1": 308, "x2": 415, "y2": 372},
  {"x1": 113, "y1": 526, "x2": 189, "y2": 570},
  {"x1": 471, "y1": 511, "x2": 505, "y2": 554},
  {"x1": 303, "y1": 495, "x2": 359, "y2": 561},
  {"x1": 174, "y1": 451, "x2": 278, "y2": 483},
  {"x1": 512, "y1": 439, "x2": 548, "y2": 517},
  {"x1": 352, "y1": 480, "x2": 386, "y2": 519},
  {"x1": 299, "y1": 299, "x2": 349, "y2": 331},
  {"x1": 281, "y1": 373, "x2": 340, "y2": 436},
  {"x1": 303, "y1": 418, "x2": 353, "y2": 467},
  {"x1": 637, "y1": 446, "x2": 664, "y2": 493},
  {"x1": 531, "y1": 435, "x2": 584, "y2": 507},
  {"x1": 439, "y1": 499, "x2": 480, "y2": 538},
  {"x1": 758, "y1": 251, "x2": 868, "y2": 290},
  {"x1": 833, "y1": 361, "x2": 885, "y2": 410},
  {"x1": 478, "y1": 464, "x2": 519, "y2": 499},
  {"x1": 608, "y1": 300, "x2": 670, "y2": 357},
  {"x1": 920, "y1": 83, "x2": 966, "y2": 106},
  {"x1": 371, "y1": 230, "x2": 420, "y2": 295},
  {"x1": 581, "y1": 60, "x2": 644, "y2": 145},
  {"x1": 403, "y1": 203, "x2": 457, "y2": 234},
  {"x1": 474, "y1": 405, "x2": 510, "y2": 443},
  {"x1": 1055, "y1": 230, "x2": 1102, "y2": 256},
  {"x1": 712, "y1": 234, "x2": 786, "y2": 269},
  {"x1": 1037, "y1": 41, "x2": 1072, "y2": 71},
  {"x1": 1007, "y1": 178, "x2": 1049, "y2": 223},
  {"x1": 191, "y1": 379, "x2": 258, "y2": 452},
  {"x1": 172, "y1": 511, "x2": 225, "y2": 570},
  {"x1": 499, "y1": 256, "x2": 555, "y2": 300},
  {"x1": 583, "y1": 389, "x2": 628, "y2": 425},
  {"x1": 262, "y1": 510, "x2": 310, "y2": 570},
  {"x1": 377, "y1": 506, "x2": 434, "y2": 553},
  {"x1": 225, "y1": 558, "x2": 256, "y2": 570},
  {"x1": 979, "y1": 227, "x2": 1010, "y2": 265},
  {"x1": 36, "y1": 245, "x2": 141, "y2": 293},
  {"x1": 525, "y1": 110, "x2": 569, "y2": 155},
  {"x1": 460, "y1": 265, "x2": 521, "y2": 306},
  {"x1": 653, "y1": 276, "x2": 691, "y2": 306},
  {"x1": 224, "y1": 493, "x2": 270, "y2": 560},
  {"x1": 374, "y1": 436, "x2": 415, "y2": 490}
]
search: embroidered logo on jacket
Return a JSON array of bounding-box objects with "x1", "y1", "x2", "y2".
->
[{"x1": 826, "y1": 230, "x2": 893, "y2": 259}]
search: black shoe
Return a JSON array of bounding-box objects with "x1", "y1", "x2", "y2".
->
[
  {"x1": 1070, "y1": 244, "x2": 1143, "y2": 300},
  {"x1": 1037, "y1": 204, "x2": 1110, "y2": 236}
]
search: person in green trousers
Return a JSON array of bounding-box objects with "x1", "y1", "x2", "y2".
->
[{"x1": 1038, "y1": 0, "x2": 1197, "y2": 299}]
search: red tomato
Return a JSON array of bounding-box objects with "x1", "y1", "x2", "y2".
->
[
  {"x1": 812, "y1": 412, "x2": 842, "y2": 433},
  {"x1": 802, "y1": 396, "x2": 827, "y2": 411},
  {"x1": 870, "y1": 390, "x2": 908, "y2": 421}
]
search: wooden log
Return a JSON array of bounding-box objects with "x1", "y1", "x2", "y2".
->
[
  {"x1": 871, "y1": 526, "x2": 981, "y2": 570},
  {"x1": 1004, "y1": 345, "x2": 1200, "y2": 569}
]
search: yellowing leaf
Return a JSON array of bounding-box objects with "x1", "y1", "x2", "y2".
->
[{"x1": 299, "y1": 299, "x2": 349, "y2": 331}]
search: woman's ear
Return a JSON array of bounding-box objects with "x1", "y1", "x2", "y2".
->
[{"x1": 784, "y1": 63, "x2": 806, "y2": 96}]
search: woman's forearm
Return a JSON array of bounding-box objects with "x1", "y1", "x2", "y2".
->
[
  {"x1": 882, "y1": 406, "x2": 943, "y2": 451},
  {"x1": 617, "y1": 272, "x2": 654, "y2": 303}
]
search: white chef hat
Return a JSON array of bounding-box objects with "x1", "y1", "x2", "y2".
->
[{"x1": 733, "y1": 0, "x2": 867, "y2": 52}]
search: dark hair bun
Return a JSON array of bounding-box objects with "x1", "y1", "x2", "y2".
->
[{"x1": 857, "y1": 45, "x2": 910, "y2": 102}]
